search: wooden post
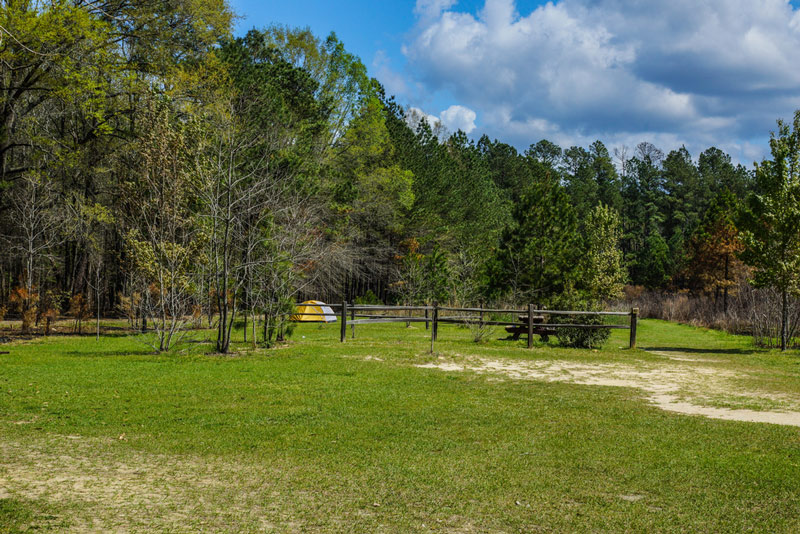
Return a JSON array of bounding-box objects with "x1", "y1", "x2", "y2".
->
[
  {"x1": 340, "y1": 301, "x2": 347, "y2": 343},
  {"x1": 351, "y1": 306, "x2": 355, "y2": 339},
  {"x1": 430, "y1": 305, "x2": 435, "y2": 354},
  {"x1": 425, "y1": 305, "x2": 429, "y2": 330},
  {"x1": 433, "y1": 301, "x2": 439, "y2": 342},
  {"x1": 527, "y1": 303, "x2": 534, "y2": 349},
  {"x1": 629, "y1": 307, "x2": 638, "y2": 349}
]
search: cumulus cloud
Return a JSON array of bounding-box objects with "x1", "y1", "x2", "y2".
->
[
  {"x1": 403, "y1": 0, "x2": 800, "y2": 162},
  {"x1": 406, "y1": 104, "x2": 478, "y2": 134},
  {"x1": 439, "y1": 105, "x2": 477, "y2": 133},
  {"x1": 407, "y1": 106, "x2": 442, "y2": 130}
]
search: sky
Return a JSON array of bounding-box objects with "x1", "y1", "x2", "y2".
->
[{"x1": 230, "y1": 0, "x2": 800, "y2": 165}]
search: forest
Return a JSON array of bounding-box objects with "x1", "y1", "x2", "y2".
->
[{"x1": 2, "y1": 0, "x2": 800, "y2": 352}]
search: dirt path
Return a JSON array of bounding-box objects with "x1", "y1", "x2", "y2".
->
[{"x1": 415, "y1": 353, "x2": 800, "y2": 427}]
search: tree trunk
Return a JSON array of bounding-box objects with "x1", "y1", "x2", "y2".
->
[
  {"x1": 781, "y1": 289, "x2": 788, "y2": 351},
  {"x1": 96, "y1": 283, "x2": 100, "y2": 341},
  {"x1": 264, "y1": 309, "x2": 269, "y2": 347},
  {"x1": 251, "y1": 308, "x2": 257, "y2": 348},
  {"x1": 723, "y1": 254, "x2": 729, "y2": 315}
]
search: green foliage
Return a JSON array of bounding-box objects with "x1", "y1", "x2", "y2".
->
[
  {"x1": 333, "y1": 96, "x2": 414, "y2": 239},
  {"x1": 544, "y1": 293, "x2": 612, "y2": 349},
  {"x1": 739, "y1": 110, "x2": 800, "y2": 349},
  {"x1": 0, "y1": 6, "x2": 778, "y2": 339},
  {"x1": 354, "y1": 290, "x2": 382, "y2": 305},
  {"x1": 739, "y1": 110, "x2": 800, "y2": 295},
  {"x1": 580, "y1": 204, "x2": 627, "y2": 301},
  {"x1": 488, "y1": 177, "x2": 580, "y2": 304},
  {"x1": 396, "y1": 242, "x2": 451, "y2": 304},
  {"x1": 556, "y1": 315, "x2": 612, "y2": 349},
  {"x1": 259, "y1": 26, "x2": 371, "y2": 141}
]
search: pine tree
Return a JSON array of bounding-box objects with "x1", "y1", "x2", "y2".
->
[{"x1": 488, "y1": 177, "x2": 581, "y2": 304}]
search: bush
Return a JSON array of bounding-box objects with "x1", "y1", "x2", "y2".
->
[
  {"x1": 354, "y1": 290, "x2": 382, "y2": 305},
  {"x1": 548, "y1": 295, "x2": 611, "y2": 349},
  {"x1": 556, "y1": 313, "x2": 611, "y2": 349},
  {"x1": 469, "y1": 320, "x2": 495, "y2": 343}
]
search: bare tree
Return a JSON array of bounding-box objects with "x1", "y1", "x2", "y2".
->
[
  {"x1": 613, "y1": 145, "x2": 630, "y2": 179},
  {"x1": 121, "y1": 102, "x2": 204, "y2": 352},
  {"x1": 6, "y1": 172, "x2": 63, "y2": 331},
  {"x1": 200, "y1": 97, "x2": 335, "y2": 352}
]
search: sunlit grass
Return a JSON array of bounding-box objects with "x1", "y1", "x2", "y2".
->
[{"x1": 1, "y1": 320, "x2": 800, "y2": 532}]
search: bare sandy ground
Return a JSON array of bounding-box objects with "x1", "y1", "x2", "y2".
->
[
  {"x1": 0, "y1": 436, "x2": 287, "y2": 532},
  {"x1": 415, "y1": 353, "x2": 800, "y2": 427}
]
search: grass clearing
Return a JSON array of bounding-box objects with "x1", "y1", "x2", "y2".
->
[{"x1": 2, "y1": 320, "x2": 800, "y2": 531}]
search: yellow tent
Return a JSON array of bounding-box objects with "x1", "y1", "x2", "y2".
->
[{"x1": 291, "y1": 300, "x2": 337, "y2": 323}]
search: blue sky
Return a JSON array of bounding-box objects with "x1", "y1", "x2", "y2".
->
[{"x1": 230, "y1": 1, "x2": 800, "y2": 164}]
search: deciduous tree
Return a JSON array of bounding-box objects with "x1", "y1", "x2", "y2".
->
[{"x1": 739, "y1": 110, "x2": 800, "y2": 351}]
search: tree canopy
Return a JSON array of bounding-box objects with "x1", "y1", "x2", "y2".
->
[{"x1": 0, "y1": 4, "x2": 780, "y2": 351}]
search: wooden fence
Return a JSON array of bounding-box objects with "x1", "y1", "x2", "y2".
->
[{"x1": 290, "y1": 303, "x2": 639, "y2": 352}]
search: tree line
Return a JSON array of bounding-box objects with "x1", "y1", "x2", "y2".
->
[{"x1": 1, "y1": 1, "x2": 798, "y2": 351}]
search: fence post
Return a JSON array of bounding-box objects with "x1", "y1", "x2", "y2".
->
[
  {"x1": 429, "y1": 305, "x2": 435, "y2": 354},
  {"x1": 433, "y1": 301, "x2": 439, "y2": 342},
  {"x1": 527, "y1": 303, "x2": 534, "y2": 349},
  {"x1": 351, "y1": 306, "x2": 355, "y2": 339},
  {"x1": 629, "y1": 307, "x2": 638, "y2": 349},
  {"x1": 340, "y1": 301, "x2": 347, "y2": 343}
]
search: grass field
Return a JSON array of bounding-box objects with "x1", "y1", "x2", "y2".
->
[{"x1": 2, "y1": 320, "x2": 800, "y2": 532}]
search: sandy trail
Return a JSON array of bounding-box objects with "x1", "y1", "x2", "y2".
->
[{"x1": 415, "y1": 353, "x2": 800, "y2": 427}]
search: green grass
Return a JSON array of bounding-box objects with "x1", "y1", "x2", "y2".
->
[{"x1": 2, "y1": 320, "x2": 800, "y2": 532}]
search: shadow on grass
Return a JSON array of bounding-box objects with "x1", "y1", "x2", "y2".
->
[
  {"x1": 0, "y1": 497, "x2": 64, "y2": 532},
  {"x1": 643, "y1": 346, "x2": 762, "y2": 355},
  {"x1": 61, "y1": 349, "x2": 160, "y2": 358}
]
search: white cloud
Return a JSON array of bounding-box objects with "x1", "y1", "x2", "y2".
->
[
  {"x1": 404, "y1": 0, "x2": 800, "y2": 161},
  {"x1": 439, "y1": 105, "x2": 477, "y2": 133},
  {"x1": 414, "y1": 0, "x2": 457, "y2": 19},
  {"x1": 406, "y1": 104, "x2": 478, "y2": 135},
  {"x1": 407, "y1": 106, "x2": 442, "y2": 129}
]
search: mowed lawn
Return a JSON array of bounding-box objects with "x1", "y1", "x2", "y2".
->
[{"x1": 2, "y1": 320, "x2": 800, "y2": 532}]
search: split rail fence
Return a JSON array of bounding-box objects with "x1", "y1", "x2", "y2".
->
[{"x1": 291, "y1": 303, "x2": 639, "y2": 352}]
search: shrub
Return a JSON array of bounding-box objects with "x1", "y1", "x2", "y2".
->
[
  {"x1": 9, "y1": 287, "x2": 38, "y2": 333},
  {"x1": 548, "y1": 294, "x2": 611, "y2": 349},
  {"x1": 354, "y1": 290, "x2": 382, "y2": 305},
  {"x1": 469, "y1": 320, "x2": 496, "y2": 343},
  {"x1": 556, "y1": 313, "x2": 611, "y2": 349},
  {"x1": 69, "y1": 294, "x2": 90, "y2": 334},
  {"x1": 117, "y1": 292, "x2": 141, "y2": 329}
]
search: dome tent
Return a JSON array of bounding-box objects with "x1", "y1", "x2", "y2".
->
[{"x1": 291, "y1": 300, "x2": 337, "y2": 323}]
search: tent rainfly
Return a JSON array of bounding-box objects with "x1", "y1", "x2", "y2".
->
[{"x1": 291, "y1": 300, "x2": 337, "y2": 323}]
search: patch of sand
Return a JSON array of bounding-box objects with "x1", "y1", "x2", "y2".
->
[
  {"x1": 647, "y1": 350, "x2": 717, "y2": 363},
  {"x1": 0, "y1": 436, "x2": 290, "y2": 532},
  {"x1": 415, "y1": 356, "x2": 800, "y2": 427}
]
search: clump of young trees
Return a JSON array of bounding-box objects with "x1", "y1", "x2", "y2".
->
[{"x1": 1, "y1": 1, "x2": 799, "y2": 351}]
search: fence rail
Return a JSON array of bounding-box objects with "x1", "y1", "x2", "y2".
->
[{"x1": 289, "y1": 301, "x2": 639, "y2": 352}]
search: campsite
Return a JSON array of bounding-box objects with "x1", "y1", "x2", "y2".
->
[
  {"x1": 4, "y1": 0, "x2": 800, "y2": 532},
  {"x1": 3, "y1": 319, "x2": 800, "y2": 532}
]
